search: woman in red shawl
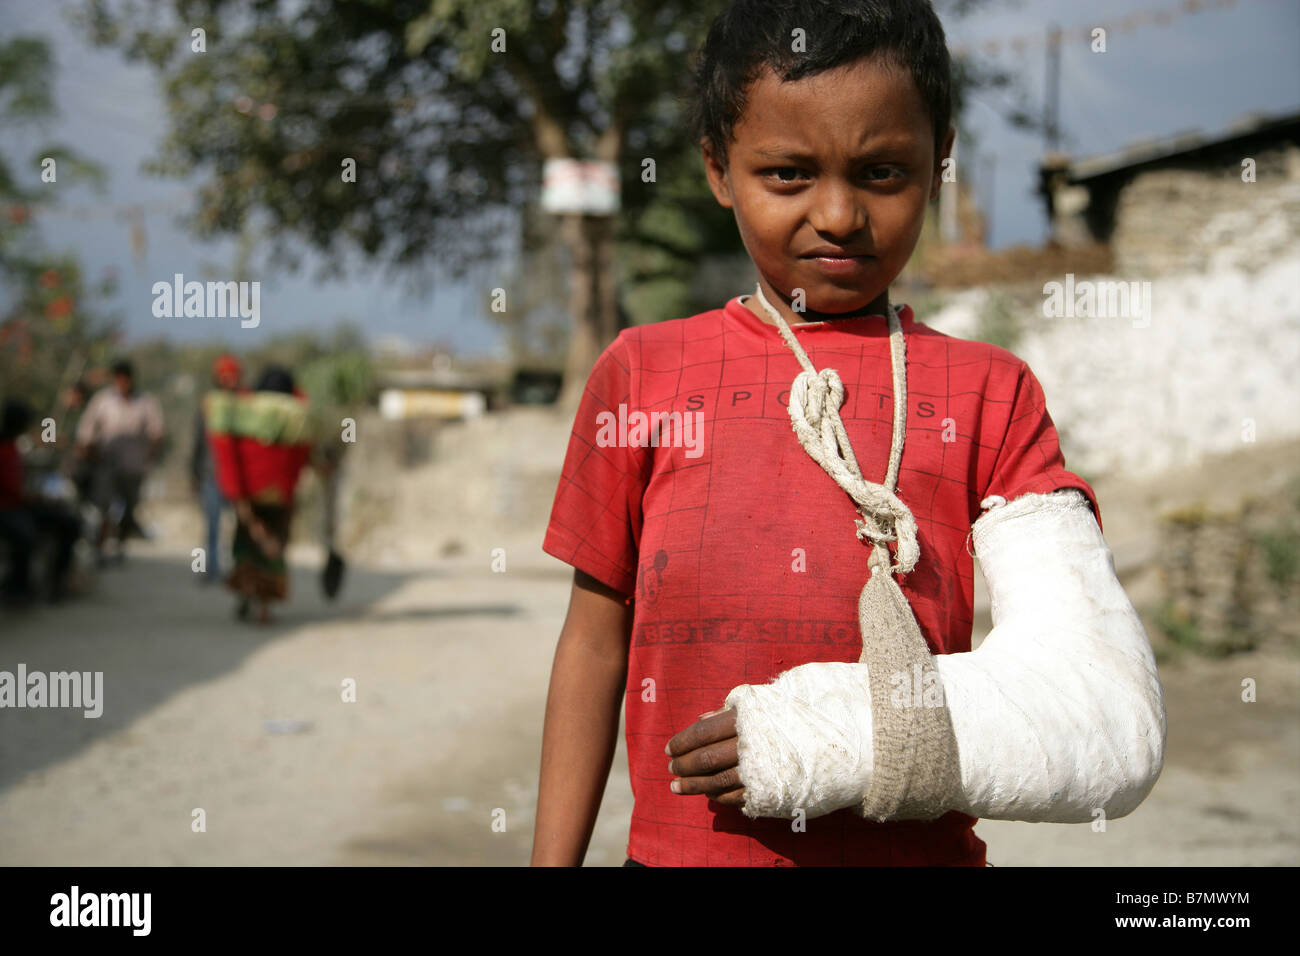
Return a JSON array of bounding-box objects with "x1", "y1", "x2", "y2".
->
[{"x1": 204, "y1": 364, "x2": 313, "y2": 623}]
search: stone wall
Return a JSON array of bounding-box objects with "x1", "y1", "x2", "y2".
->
[
  {"x1": 923, "y1": 212, "x2": 1300, "y2": 481},
  {"x1": 1157, "y1": 486, "x2": 1300, "y2": 656},
  {"x1": 1111, "y1": 145, "x2": 1300, "y2": 276}
]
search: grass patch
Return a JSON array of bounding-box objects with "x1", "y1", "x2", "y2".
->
[
  {"x1": 1255, "y1": 529, "x2": 1300, "y2": 586},
  {"x1": 974, "y1": 291, "x2": 1023, "y2": 352}
]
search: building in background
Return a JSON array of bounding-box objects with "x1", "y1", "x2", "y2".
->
[{"x1": 1038, "y1": 109, "x2": 1300, "y2": 275}]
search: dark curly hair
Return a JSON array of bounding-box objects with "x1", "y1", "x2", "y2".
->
[
  {"x1": 255, "y1": 364, "x2": 296, "y2": 395},
  {"x1": 688, "y1": 0, "x2": 952, "y2": 168}
]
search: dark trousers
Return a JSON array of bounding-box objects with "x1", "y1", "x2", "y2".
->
[
  {"x1": 92, "y1": 465, "x2": 143, "y2": 544},
  {"x1": 0, "y1": 503, "x2": 80, "y2": 597}
]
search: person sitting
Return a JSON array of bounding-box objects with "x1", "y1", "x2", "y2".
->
[{"x1": 0, "y1": 399, "x2": 81, "y2": 605}]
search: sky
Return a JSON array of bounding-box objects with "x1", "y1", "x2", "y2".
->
[{"x1": 2, "y1": 0, "x2": 1297, "y2": 357}]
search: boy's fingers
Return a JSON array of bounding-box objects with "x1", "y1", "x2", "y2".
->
[
  {"x1": 711, "y1": 787, "x2": 746, "y2": 808},
  {"x1": 671, "y1": 766, "x2": 743, "y2": 797},
  {"x1": 666, "y1": 708, "x2": 737, "y2": 757},
  {"x1": 668, "y1": 737, "x2": 738, "y2": 778}
]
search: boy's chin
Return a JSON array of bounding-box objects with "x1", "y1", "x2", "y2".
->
[{"x1": 778, "y1": 282, "x2": 890, "y2": 316}]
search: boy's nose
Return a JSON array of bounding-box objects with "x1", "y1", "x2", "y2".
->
[{"x1": 807, "y1": 179, "x2": 867, "y2": 238}]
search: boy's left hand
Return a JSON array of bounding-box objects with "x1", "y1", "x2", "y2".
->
[{"x1": 666, "y1": 708, "x2": 745, "y2": 807}]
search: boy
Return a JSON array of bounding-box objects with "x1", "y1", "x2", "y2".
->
[{"x1": 533, "y1": 0, "x2": 1165, "y2": 866}]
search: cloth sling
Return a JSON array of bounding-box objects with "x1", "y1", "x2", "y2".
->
[{"x1": 751, "y1": 285, "x2": 961, "y2": 822}]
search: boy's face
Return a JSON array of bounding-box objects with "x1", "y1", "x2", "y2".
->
[{"x1": 703, "y1": 55, "x2": 953, "y2": 324}]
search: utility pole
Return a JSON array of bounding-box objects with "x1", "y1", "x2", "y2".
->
[
  {"x1": 981, "y1": 153, "x2": 996, "y2": 248},
  {"x1": 1044, "y1": 23, "x2": 1062, "y2": 154}
]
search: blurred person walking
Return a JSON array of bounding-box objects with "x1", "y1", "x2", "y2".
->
[
  {"x1": 75, "y1": 359, "x2": 165, "y2": 566},
  {"x1": 191, "y1": 354, "x2": 243, "y2": 583},
  {"x1": 58, "y1": 379, "x2": 95, "y2": 504},
  {"x1": 205, "y1": 364, "x2": 313, "y2": 624}
]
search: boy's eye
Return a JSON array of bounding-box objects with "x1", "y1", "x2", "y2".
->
[
  {"x1": 762, "y1": 166, "x2": 903, "y2": 185},
  {"x1": 765, "y1": 167, "x2": 806, "y2": 183}
]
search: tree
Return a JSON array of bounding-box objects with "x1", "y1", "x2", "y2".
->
[
  {"x1": 78, "y1": 0, "x2": 1023, "y2": 405},
  {"x1": 0, "y1": 34, "x2": 119, "y2": 419},
  {"x1": 77, "y1": 0, "x2": 721, "y2": 404}
]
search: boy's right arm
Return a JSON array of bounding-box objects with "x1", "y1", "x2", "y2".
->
[{"x1": 530, "y1": 569, "x2": 633, "y2": 867}]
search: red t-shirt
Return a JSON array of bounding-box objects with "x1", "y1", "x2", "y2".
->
[
  {"x1": 542, "y1": 296, "x2": 1098, "y2": 866},
  {"x1": 0, "y1": 440, "x2": 23, "y2": 511}
]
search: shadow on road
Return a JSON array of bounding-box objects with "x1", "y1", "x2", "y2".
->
[
  {"x1": 363, "y1": 603, "x2": 521, "y2": 623},
  {"x1": 0, "y1": 549, "x2": 414, "y2": 791}
]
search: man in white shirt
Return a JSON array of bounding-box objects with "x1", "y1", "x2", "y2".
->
[{"x1": 76, "y1": 359, "x2": 165, "y2": 564}]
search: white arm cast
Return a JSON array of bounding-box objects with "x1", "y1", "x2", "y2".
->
[
  {"x1": 936, "y1": 489, "x2": 1166, "y2": 821},
  {"x1": 726, "y1": 489, "x2": 1167, "y2": 823}
]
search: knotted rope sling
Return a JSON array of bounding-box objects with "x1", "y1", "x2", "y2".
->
[{"x1": 751, "y1": 284, "x2": 961, "y2": 822}]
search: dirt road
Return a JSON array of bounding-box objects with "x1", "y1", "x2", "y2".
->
[{"x1": 1, "y1": 529, "x2": 1296, "y2": 866}]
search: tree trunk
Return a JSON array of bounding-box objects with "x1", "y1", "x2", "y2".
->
[{"x1": 558, "y1": 213, "x2": 618, "y2": 410}]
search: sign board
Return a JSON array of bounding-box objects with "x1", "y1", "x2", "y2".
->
[
  {"x1": 379, "y1": 388, "x2": 486, "y2": 421},
  {"x1": 541, "y1": 158, "x2": 620, "y2": 215}
]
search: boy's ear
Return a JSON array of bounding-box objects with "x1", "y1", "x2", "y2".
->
[
  {"x1": 701, "y1": 139, "x2": 735, "y2": 209},
  {"x1": 930, "y1": 125, "x2": 957, "y2": 201}
]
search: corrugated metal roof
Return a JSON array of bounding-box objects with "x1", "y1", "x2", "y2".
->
[{"x1": 1053, "y1": 109, "x2": 1300, "y2": 183}]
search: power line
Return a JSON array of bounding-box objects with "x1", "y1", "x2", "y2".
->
[{"x1": 948, "y1": 0, "x2": 1271, "y2": 58}]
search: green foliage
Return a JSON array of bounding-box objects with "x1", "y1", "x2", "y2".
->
[
  {"x1": 1255, "y1": 528, "x2": 1300, "y2": 587},
  {"x1": 77, "y1": 0, "x2": 727, "y2": 283},
  {"x1": 298, "y1": 348, "x2": 375, "y2": 454},
  {"x1": 76, "y1": 0, "x2": 1014, "y2": 343},
  {"x1": 1155, "y1": 600, "x2": 1256, "y2": 659},
  {"x1": 1163, "y1": 503, "x2": 1210, "y2": 529},
  {"x1": 900, "y1": 288, "x2": 950, "y2": 323},
  {"x1": 0, "y1": 36, "x2": 54, "y2": 121},
  {"x1": 298, "y1": 349, "x2": 374, "y2": 410},
  {"x1": 973, "y1": 290, "x2": 1022, "y2": 352},
  {"x1": 1156, "y1": 602, "x2": 1205, "y2": 654},
  {"x1": 0, "y1": 35, "x2": 119, "y2": 419},
  {"x1": 0, "y1": 256, "x2": 121, "y2": 416}
]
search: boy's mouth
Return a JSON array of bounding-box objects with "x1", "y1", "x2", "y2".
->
[
  {"x1": 801, "y1": 245, "x2": 872, "y2": 258},
  {"x1": 800, "y1": 248, "x2": 875, "y2": 274}
]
